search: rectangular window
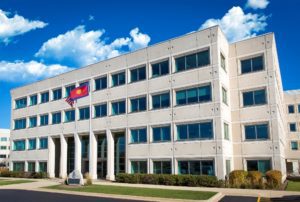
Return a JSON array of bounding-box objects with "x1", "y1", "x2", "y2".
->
[
  {"x1": 224, "y1": 123, "x2": 229, "y2": 140},
  {"x1": 247, "y1": 159, "x2": 271, "y2": 174},
  {"x1": 221, "y1": 53, "x2": 226, "y2": 71},
  {"x1": 39, "y1": 162, "x2": 47, "y2": 172},
  {"x1": 288, "y1": 105, "x2": 295, "y2": 114},
  {"x1": 65, "y1": 85, "x2": 75, "y2": 97},
  {"x1": 53, "y1": 88, "x2": 62, "y2": 100},
  {"x1": 178, "y1": 160, "x2": 214, "y2": 176},
  {"x1": 13, "y1": 140, "x2": 25, "y2": 151},
  {"x1": 153, "y1": 161, "x2": 171, "y2": 174},
  {"x1": 177, "y1": 121, "x2": 213, "y2": 140},
  {"x1": 245, "y1": 123, "x2": 269, "y2": 140},
  {"x1": 14, "y1": 118, "x2": 26, "y2": 130},
  {"x1": 13, "y1": 162, "x2": 25, "y2": 172},
  {"x1": 94, "y1": 103, "x2": 107, "y2": 118},
  {"x1": 29, "y1": 116, "x2": 37, "y2": 128},
  {"x1": 40, "y1": 114, "x2": 49, "y2": 126},
  {"x1": 79, "y1": 107, "x2": 90, "y2": 120},
  {"x1": 131, "y1": 161, "x2": 147, "y2": 174},
  {"x1": 111, "y1": 100, "x2": 126, "y2": 115},
  {"x1": 40, "y1": 92, "x2": 49, "y2": 103},
  {"x1": 152, "y1": 60, "x2": 169, "y2": 78},
  {"x1": 131, "y1": 96, "x2": 147, "y2": 113},
  {"x1": 131, "y1": 128, "x2": 147, "y2": 143},
  {"x1": 39, "y1": 138, "x2": 48, "y2": 149},
  {"x1": 152, "y1": 92, "x2": 170, "y2": 109},
  {"x1": 0, "y1": 137, "x2": 8, "y2": 142},
  {"x1": 111, "y1": 71, "x2": 126, "y2": 87},
  {"x1": 222, "y1": 87, "x2": 228, "y2": 105},
  {"x1": 28, "y1": 162, "x2": 35, "y2": 172},
  {"x1": 298, "y1": 104, "x2": 300, "y2": 113},
  {"x1": 15, "y1": 97, "x2": 27, "y2": 109},
  {"x1": 175, "y1": 49, "x2": 210, "y2": 72},
  {"x1": 0, "y1": 146, "x2": 7, "y2": 150},
  {"x1": 152, "y1": 126, "x2": 171, "y2": 142},
  {"x1": 176, "y1": 85, "x2": 211, "y2": 106},
  {"x1": 65, "y1": 110, "x2": 75, "y2": 122},
  {"x1": 243, "y1": 89, "x2": 267, "y2": 107},
  {"x1": 291, "y1": 141, "x2": 298, "y2": 150},
  {"x1": 28, "y1": 139, "x2": 36, "y2": 150},
  {"x1": 226, "y1": 160, "x2": 231, "y2": 176},
  {"x1": 290, "y1": 123, "x2": 297, "y2": 132},
  {"x1": 30, "y1": 94, "x2": 37, "y2": 106},
  {"x1": 241, "y1": 56, "x2": 264, "y2": 74},
  {"x1": 52, "y1": 112, "x2": 61, "y2": 124},
  {"x1": 131, "y1": 66, "x2": 146, "y2": 83},
  {"x1": 95, "y1": 76, "x2": 107, "y2": 91}
]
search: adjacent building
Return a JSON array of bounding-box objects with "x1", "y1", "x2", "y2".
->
[
  {"x1": 0, "y1": 129, "x2": 10, "y2": 167},
  {"x1": 9, "y1": 26, "x2": 297, "y2": 180}
]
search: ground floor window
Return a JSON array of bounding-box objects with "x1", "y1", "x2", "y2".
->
[
  {"x1": 13, "y1": 162, "x2": 25, "y2": 172},
  {"x1": 178, "y1": 160, "x2": 214, "y2": 175},
  {"x1": 153, "y1": 161, "x2": 172, "y2": 174},
  {"x1": 39, "y1": 162, "x2": 47, "y2": 172},
  {"x1": 246, "y1": 159, "x2": 271, "y2": 174},
  {"x1": 28, "y1": 162, "x2": 36, "y2": 172},
  {"x1": 226, "y1": 160, "x2": 231, "y2": 176},
  {"x1": 131, "y1": 160, "x2": 147, "y2": 174}
]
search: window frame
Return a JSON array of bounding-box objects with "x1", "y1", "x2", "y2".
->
[
  {"x1": 40, "y1": 114, "x2": 49, "y2": 126},
  {"x1": 111, "y1": 100, "x2": 126, "y2": 116},
  {"x1": 176, "y1": 120, "x2": 214, "y2": 141},
  {"x1": 52, "y1": 88, "x2": 62, "y2": 101},
  {"x1": 130, "y1": 127, "x2": 147, "y2": 144},
  {"x1": 94, "y1": 76, "x2": 107, "y2": 91},
  {"x1": 151, "y1": 91, "x2": 170, "y2": 110},
  {"x1": 94, "y1": 103, "x2": 107, "y2": 118},
  {"x1": 111, "y1": 71, "x2": 126, "y2": 87},
  {"x1": 240, "y1": 55, "x2": 264, "y2": 74},
  {"x1": 130, "y1": 66, "x2": 146, "y2": 83},
  {"x1": 152, "y1": 125, "x2": 171, "y2": 143},
  {"x1": 244, "y1": 123, "x2": 269, "y2": 141},
  {"x1": 130, "y1": 96, "x2": 147, "y2": 113},
  {"x1": 40, "y1": 91, "x2": 49, "y2": 104},
  {"x1": 79, "y1": 107, "x2": 90, "y2": 120},
  {"x1": 242, "y1": 88, "x2": 267, "y2": 107},
  {"x1": 151, "y1": 59, "x2": 169, "y2": 78}
]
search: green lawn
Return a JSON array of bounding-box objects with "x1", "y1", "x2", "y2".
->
[
  {"x1": 0, "y1": 179, "x2": 34, "y2": 186},
  {"x1": 47, "y1": 184, "x2": 217, "y2": 200},
  {"x1": 286, "y1": 181, "x2": 300, "y2": 191}
]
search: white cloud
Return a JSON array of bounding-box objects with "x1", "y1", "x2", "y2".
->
[
  {"x1": 200, "y1": 6, "x2": 268, "y2": 42},
  {"x1": 0, "y1": 9, "x2": 47, "y2": 44},
  {"x1": 88, "y1": 15, "x2": 95, "y2": 21},
  {"x1": 246, "y1": 0, "x2": 269, "y2": 9},
  {"x1": 0, "y1": 60, "x2": 73, "y2": 82},
  {"x1": 35, "y1": 26, "x2": 150, "y2": 67}
]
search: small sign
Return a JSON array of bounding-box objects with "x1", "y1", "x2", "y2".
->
[{"x1": 67, "y1": 170, "x2": 83, "y2": 185}]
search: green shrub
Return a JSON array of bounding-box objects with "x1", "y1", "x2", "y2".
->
[
  {"x1": 266, "y1": 170, "x2": 282, "y2": 189},
  {"x1": 158, "y1": 174, "x2": 177, "y2": 186},
  {"x1": 247, "y1": 171, "x2": 263, "y2": 188},
  {"x1": 140, "y1": 174, "x2": 159, "y2": 184},
  {"x1": 0, "y1": 170, "x2": 47, "y2": 179},
  {"x1": 84, "y1": 173, "x2": 93, "y2": 186},
  {"x1": 229, "y1": 170, "x2": 248, "y2": 188}
]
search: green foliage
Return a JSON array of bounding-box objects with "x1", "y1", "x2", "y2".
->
[
  {"x1": 0, "y1": 170, "x2": 47, "y2": 179},
  {"x1": 229, "y1": 170, "x2": 248, "y2": 188},
  {"x1": 266, "y1": 170, "x2": 282, "y2": 189},
  {"x1": 247, "y1": 171, "x2": 263, "y2": 188},
  {"x1": 84, "y1": 173, "x2": 93, "y2": 186}
]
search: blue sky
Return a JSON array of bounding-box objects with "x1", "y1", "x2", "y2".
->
[{"x1": 0, "y1": 0, "x2": 299, "y2": 129}]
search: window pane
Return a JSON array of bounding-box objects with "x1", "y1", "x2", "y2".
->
[
  {"x1": 153, "y1": 162, "x2": 161, "y2": 174},
  {"x1": 186, "y1": 53, "x2": 197, "y2": 69},
  {"x1": 139, "y1": 161, "x2": 147, "y2": 173},
  {"x1": 198, "y1": 85, "x2": 211, "y2": 102},
  {"x1": 177, "y1": 125, "x2": 188, "y2": 140},
  {"x1": 290, "y1": 123, "x2": 296, "y2": 132},
  {"x1": 175, "y1": 56, "x2": 185, "y2": 72},
  {"x1": 178, "y1": 161, "x2": 189, "y2": 174},
  {"x1": 187, "y1": 88, "x2": 198, "y2": 103},
  {"x1": 200, "y1": 122, "x2": 213, "y2": 139},
  {"x1": 152, "y1": 95, "x2": 160, "y2": 109},
  {"x1": 256, "y1": 124, "x2": 268, "y2": 139},
  {"x1": 119, "y1": 72, "x2": 125, "y2": 85},
  {"x1": 252, "y1": 56, "x2": 264, "y2": 71},
  {"x1": 291, "y1": 141, "x2": 298, "y2": 150},
  {"x1": 161, "y1": 93, "x2": 170, "y2": 108},
  {"x1": 153, "y1": 128, "x2": 161, "y2": 142},
  {"x1": 197, "y1": 50, "x2": 210, "y2": 67},
  {"x1": 131, "y1": 69, "x2": 138, "y2": 82},
  {"x1": 131, "y1": 99, "x2": 138, "y2": 112},
  {"x1": 161, "y1": 126, "x2": 171, "y2": 141},
  {"x1": 162, "y1": 161, "x2": 172, "y2": 174},
  {"x1": 243, "y1": 92, "x2": 254, "y2": 106},
  {"x1": 188, "y1": 123, "x2": 199, "y2": 139},
  {"x1": 152, "y1": 63, "x2": 160, "y2": 77},
  {"x1": 254, "y1": 90, "x2": 266, "y2": 105},
  {"x1": 131, "y1": 130, "x2": 138, "y2": 143},
  {"x1": 189, "y1": 161, "x2": 201, "y2": 175},
  {"x1": 245, "y1": 125, "x2": 256, "y2": 139},
  {"x1": 131, "y1": 161, "x2": 138, "y2": 173},
  {"x1": 247, "y1": 160, "x2": 258, "y2": 171},
  {"x1": 139, "y1": 128, "x2": 147, "y2": 142},
  {"x1": 119, "y1": 101, "x2": 126, "y2": 114},
  {"x1": 139, "y1": 67, "x2": 146, "y2": 80},
  {"x1": 201, "y1": 161, "x2": 214, "y2": 175},
  {"x1": 258, "y1": 160, "x2": 270, "y2": 174},
  {"x1": 160, "y1": 61, "x2": 169, "y2": 75},
  {"x1": 176, "y1": 91, "x2": 186, "y2": 105},
  {"x1": 241, "y1": 59, "x2": 252, "y2": 73},
  {"x1": 288, "y1": 105, "x2": 295, "y2": 113}
]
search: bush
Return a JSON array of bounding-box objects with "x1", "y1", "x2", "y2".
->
[
  {"x1": 0, "y1": 170, "x2": 47, "y2": 179},
  {"x1": 229, "y1": 170, "x2": 248, "y2": 188},
  {"x1": 266, "y1": 170, "x2": 282, "y2": 189},
  {"x1": 158, "y1": 174, "x2": 177, "y2": 186},
  {"x1": 84, "y1": 173, "x2": 93, "y2": 186},
  {"x1": 247, "y1": 171, "x2": 263, "y2": 188}
]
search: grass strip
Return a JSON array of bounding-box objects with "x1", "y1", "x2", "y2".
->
[{"x1": 0, "y1": 180, "x2": 34, "y2": 186}]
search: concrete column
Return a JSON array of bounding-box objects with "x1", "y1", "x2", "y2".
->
[
  {"x1": 24, "y1": 161, "x2": 28, "y2": 172},
  {"x1": 48, "y1": 136, "x2": 55, "y2": 178},
  {"x1": 74, "y1": 133, "x2": 82, "y2": 172},
  {"x1": 35, "y1": 160, "x2": 39, "y2": 172},
  {"x1": 106, "y1": 129, "x2": 115, "y2": 181},
  {"x1": 60, "y1": 134, "x2": 68, "y2": 178},
  {"x1": 89, "y1": 131, "x2": 98, "y2": 179}
]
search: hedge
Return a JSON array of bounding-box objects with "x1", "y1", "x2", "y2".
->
[
  {"x1": 116, "y1": 173, "x2": 221, "y2": 187},
  {"x1": 266, "y1": 170, "x2": 282, "y2": 189},
  {"x1": 229, "y1": 170, "x2": 248, "y2": 188},
  {"x1": 0, "y1": 169, "x2": 48, "y2": 179}
]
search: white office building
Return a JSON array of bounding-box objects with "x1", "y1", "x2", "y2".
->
[
  {"x1": 0, "y1": 129, "x2": 10, "y2": 167},
  {"x1": 9, "y1": 26, "x2": 298, "y2": 180}
]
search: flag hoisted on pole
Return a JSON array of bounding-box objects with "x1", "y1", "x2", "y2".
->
[{"x1": 65, "y1": 84, "x2": 89, "y2": 107}]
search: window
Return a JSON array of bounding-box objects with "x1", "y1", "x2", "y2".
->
[
  {"x1": 175, "y1": 49, "x2": 210, "y2": 72},
  {"x1": 178, "y1": 160, "x2": 214, "y2": 175},
  {"x1": 290, "y1": 123, "x2": 297, "y2": 132},
  {"x1": 111, "y1": 100, "x2": 126, "y2": 115},
  {"x1": 131, "y1": 128, "x2": 147, "y2": 143},
  {"x1": 111, "y1": 71, "x2": 126, "y2": 87},
  {"x1": 224, "y1": 123, "x2": 229, "y2": 140},
  {"x1": 29, "y1": 116, "x2": 37, "y2": 128},
  {"x1": 241, "y1": 56, "x2": 264, "y2": 74},
  {"x1": 0, "y1": 146, "x2": 7, "y2": 150},
  {"x1": 247, "y1": 160, "x2": 270, "y2": 174},
  {"x1": 94, "y1": 103, "x2": 107, "y2": 118},
  {"x1": 221, "y1": 53, "x2": 226, "y2": 71},
  {"x1": 28, "y1": 162, "x2": 35, "y2": 172},
  {"x1": 152, "y1": 126, "x2": 171, "y2": 142},
  {"x1": 176, "y1": 85, "x2": 211, "y2": 106},
  {"x1": 177, "y1": 121, "x2": 213, "y2": 140},
  {"x1": 222, "y1": 87, "x2": 228, "y2": 105},
  {"x1": 291, "y1": 141, "x2": 298, "y2": 150},
  {"x1": 0, "y1": 155, "x2": 6, "y2": 158},
  {"x1": 65, "y1": 85, "x2": 75, "y2": 97},
  {"x1": 79, "y1": 81, "x2": 89, "y2": 87},
  {"x1": 153, "y1": 161, "x2": 171, "y2": 174},
  {"x1": 65, "y1": 110, "x2": 75, "y2": 122},
  {"x1": 79, "y1": 107, "x2": 90, "y2": 120},
  {"x1": 14, "y1": 118, "x2": 26, "y2": 130},
  {"x1": 15, "y1": 97, "x2": 27, "y2": 109},
  {"x1": 52, "y1": 112, "x2": 61, "y2": 124},
  {"x1": 53, "y1": 88, "x2": 62, "y2": 100},
  {"x1": 131, "y1": 66, "x2": 146, "y2": 82},
  {"x1": 0, "y1": 137, "x2": 8, "y2": 142},
  {"x1": 39, "y1": 138, "x2": 48, "y2": 149},
  {"x1": 243, "y1": 89, "x2": 267, "y2": 106},
  {"x1": 28, "y1": 139, "x2": 36, "y2": 150},
  {"x1": 298, "y1": 104, "x2": 300, "y2": 113},
  {"x1": 245, "y1": 123, "x2": 269, "y2": 140},
  {"x1": 152, "y1": 60, "x2": 169, "y2": 78},
  {"x1": 131, "y1": 161, "x2": 147, "y2": 174},
  {"x1": 13, "y1": 162, "x2": 25, "y2": 172},
  {"x1": 13, "y1": 140, "x2": 25, "y2": 151},
  {"x1": 131, "y1": 96, "x2": 146, "y2": 112},
  {"x1": 30, "y1": 95, "x2": 37, "y2": 106},
  {"x1": 95, "y1": 76, "x2": 107, "y2": 91},
  {"x1": 152, "y1": 92, "x2": 170, "y2": 109},
  {"x1": 39, "y1": 162, "x2": 47, "y2": 172},
  {"x1": 40, "y1": 92, "x2": 49, "y2": 103},
  {"x1": 226, "y1": 160, "x2": 231, "y2": 176},
  {"x1": 288, "y1": 105, "x2": 295, "y2": 114},
  {"x1": 40, "y1": 114, "x2": 49, "y2": 126}
]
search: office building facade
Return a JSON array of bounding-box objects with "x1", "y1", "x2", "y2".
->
[{"x1": 0, "y1": 129, "x2": 10, "y2": 167}]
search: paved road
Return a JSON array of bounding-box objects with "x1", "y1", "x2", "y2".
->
[
  {"x1": 220, "y1": 195, "x2": 257, "y2": 202},
  {"x1": 0, "y1": 189, "x2": 146, "y2": 202}
]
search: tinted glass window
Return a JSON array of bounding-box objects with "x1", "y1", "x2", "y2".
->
[
  {"x1": 95, "y1": 76, "x2": 107, "y2": 91},
  {"x1": 241, "y1": 56, "x2": 264, "y2": 74}
]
